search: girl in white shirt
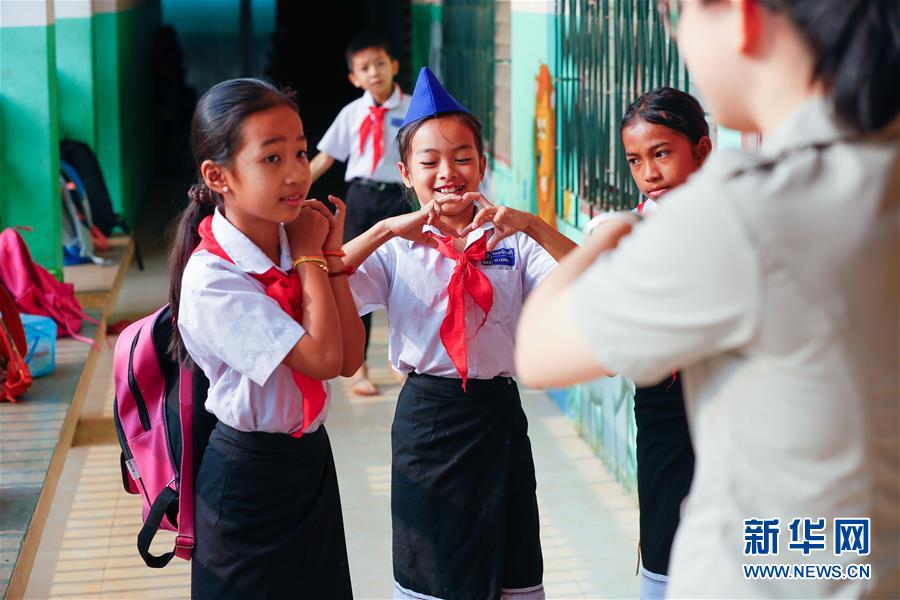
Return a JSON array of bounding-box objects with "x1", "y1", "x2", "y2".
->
[
  {"x1": 170, "y1": 78, "x2": 364, "y2": 599},
  {"x1": 343, "y1": 67, "x2": 577, "y2": 600}
]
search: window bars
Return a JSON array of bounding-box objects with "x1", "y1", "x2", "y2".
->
[{"x1": 556, "y1": 0, "x2": 689, "y2": 220}]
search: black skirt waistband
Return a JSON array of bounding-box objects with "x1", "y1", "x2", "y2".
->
[
  {"x1": 213, "y1": 421, "x2": 326, "y2": 455},
  {"x1": 407, "y1": 372, "x2": 516, "y2": 393}
]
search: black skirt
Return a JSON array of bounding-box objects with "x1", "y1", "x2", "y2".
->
[
  {"x1": 392, "y1": 373, "x2": 543, "y2": 600},
  {"x1": 191, "y1": 422, "x2": 353, "y2": 599},
  {"x1": 634, "y1": 374, "x2": 695, "y2": 575}
]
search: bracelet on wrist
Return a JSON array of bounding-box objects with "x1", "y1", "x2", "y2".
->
[
  {"x1": 323, "y1": 249, "x2": 346, "y2": 257},
  {"x1": 327, "y1": 265, "x2": 357, "y2": 278},
  {"x1": 292, "y1": 256, "x2": 329, "y2": 272}
]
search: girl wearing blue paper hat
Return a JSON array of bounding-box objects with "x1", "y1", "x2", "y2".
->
[{"x1": 342, "y1": 67, "x2": 577, "y2": 600}]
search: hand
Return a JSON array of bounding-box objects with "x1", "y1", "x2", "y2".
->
[
  {"x1": 300, "y1": 195, "x2": 346, "y2": 253},
  {"x1": 458, "y1": 192, "x2": 532, "y2": 251},
  {"x1": 383, "y1": 200, "x2": 443, "y2": 248},
  {"x1": 286, "y1": 200, "x2": 330, "y2": 255}
]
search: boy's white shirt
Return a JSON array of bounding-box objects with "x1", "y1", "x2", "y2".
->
[
  {"x1": 178, "y1": 209, "x2": 330, "y2": 435},
  {"x1": 318, "y1": 85, "x2": 411, "y2": 183},
  {"x1": 349, "y1": 220, "x2": 558, "y2": 379}
]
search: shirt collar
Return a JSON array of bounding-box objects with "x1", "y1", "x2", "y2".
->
[
  {"x1": 363, "y1": 85, "x2": 403, "y2": 110},
  {"x1": 211, "y1": 209, "x2": 293, "y2": 274},
  {"x1": 760, "y1": 96, "x2": 852, "y2": 156},
  {"x1": 413, "y1": 220, "x2": 495, "y2": 250}
]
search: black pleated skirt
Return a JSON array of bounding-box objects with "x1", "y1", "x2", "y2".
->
[
  {"x1": 392, "y1": 373, "x2": 543, "y2": 600},
  {"x1": 191, "y1": 422, "x2": 353, "y2": 599}
]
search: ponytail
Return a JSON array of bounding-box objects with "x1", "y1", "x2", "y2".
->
[
  {"x1": 168, "y1": 183, "x2": 219, "y2": 364},
  {"x1": 774, "y1": 0, "x2": 900, "y2": 133}
]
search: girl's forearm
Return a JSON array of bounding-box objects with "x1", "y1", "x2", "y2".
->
[
  {"x1": 524, "y1": 214, "x2": 578, "y2": 261},
  {"x1": 327, "y1": 257, "x2": 366, "y2": 376},
  {"x1": 342, "y1": 220, "x2": 395, "y2": 268},
  {"x1": 286, "y1": 264, "x2": 343, "y2": 379}
]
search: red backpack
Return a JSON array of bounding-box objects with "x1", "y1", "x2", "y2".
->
[
  {"x1": 0, "y1": 283, "x2": 32, "y2": 402},
  {"x1": 113, "y1": 305, "x2": 216, "y2": 567},
  {"x1": 0, "y1": 227, "x2": 91, "y2": 343}
]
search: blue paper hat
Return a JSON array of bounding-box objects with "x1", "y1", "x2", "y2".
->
[{"x1": 400, "y1": 67, "x2": 471, "y2": 128}]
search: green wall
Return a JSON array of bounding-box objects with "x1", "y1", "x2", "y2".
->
[
  {"x1": 92, "y1": 10, "x2": 125, "y2": 220},
  {"x1": 411, "y1": 1, "x2": 443, "y2": 81},
  {"x1": 0, "y1": 1, "x2": 160, "y2": 276},
  {"x1": 56, "y1": 16, "x2": 96, "y2": 147},
  {"x1": 93, "y1": 3, "x2": 160, "y2": 227},
  {"x1": 0, "y1": 22, "x2": 63, "y2": 277}
]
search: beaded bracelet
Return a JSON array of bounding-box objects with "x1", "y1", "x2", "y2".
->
[{"x1": 292, "y1": 256, "x2": 329, "y2": 272}]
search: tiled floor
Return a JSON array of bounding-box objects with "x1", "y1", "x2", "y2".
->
[{"x1": 24, "y1": 248, "x2": 640, "y2": 599}]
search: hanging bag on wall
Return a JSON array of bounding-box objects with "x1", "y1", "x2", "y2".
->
[
  {"x1": 61, "y1": 160, "x2": 112, "y2": 253},
  {"x1": 60, "y1": 174, "x2": 102, "y2": 266},
  {"x1": 60, "y1": 140, "x2": 143, "y2": 270}
]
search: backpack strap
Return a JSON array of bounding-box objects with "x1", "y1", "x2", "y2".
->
[
  {"x1": 137, "y1": 486, "x2": 179, "y2": 568},
  {"x1": 175, "y1": 365, "x2": 195, "y2": 561},
  {"x1": 135, "y1": 365, "x2": 198, "y2": 566}
]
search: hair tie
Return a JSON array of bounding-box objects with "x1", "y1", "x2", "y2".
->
[{"x1": 188, "y1": 183, "x2": 214, "y2": 206}]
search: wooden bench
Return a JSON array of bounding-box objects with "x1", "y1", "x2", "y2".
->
[
  {"x1": 0, "y1": 235, "x2": 134, "y2": 598},
  {"x1": 63, "y1": 235, "x2": 135, "y2": 318}
]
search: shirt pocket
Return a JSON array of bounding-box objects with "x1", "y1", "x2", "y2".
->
[{"x1": 483, "y1": 267, "x2": 523, "y2": 325}]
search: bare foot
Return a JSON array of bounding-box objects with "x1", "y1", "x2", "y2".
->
[{"x1": 349, "y1": 364, "x2": 378, "y2": 396}]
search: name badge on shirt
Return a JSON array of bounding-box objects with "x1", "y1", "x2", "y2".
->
[
  {"x1": 390, "y1": 117, "x2": 404, "y2": 127},
  {"x1": 481, "y1": 248, "x2": 515, "y2": 267}
]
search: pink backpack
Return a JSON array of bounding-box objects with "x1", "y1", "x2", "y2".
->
[
  {"x1": 0, "y1": 227, "x2": 88, "y2": 342},
  {"x1": 113, "y1": 305, "x2": 216, "y2": 567}
]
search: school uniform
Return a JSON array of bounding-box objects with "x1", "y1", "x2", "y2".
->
[
  {"x1": 178, "y1": 209, "x2": 352, "y2": 599},
  {"x1": 319, "y1": 84, "x2": 412, "y2": 355},
  {"x1": 318, "y1": 84, "x2": 413, "y2": 240},
  {"x1": 350, "y1": 221, "x2": 557, "y2": 600},
  {"x1": 571, "y1": 97, "x2": 900, "y2": 597}
]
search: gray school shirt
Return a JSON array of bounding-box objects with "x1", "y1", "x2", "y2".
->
[{"x1": 571, "y1": 97, "x2": 899, "y2": 598}]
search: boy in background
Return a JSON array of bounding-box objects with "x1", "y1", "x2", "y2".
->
[{"x1": 311, "y1": 30, "x2": 412, "y2": 395}]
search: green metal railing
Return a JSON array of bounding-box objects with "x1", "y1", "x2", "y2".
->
[
  {"x1": 441, "y1": 0, "x2": 495, "y2": 152},
  {"x1": 556, "y1": 0, "x2": 689, "y2": 219}
]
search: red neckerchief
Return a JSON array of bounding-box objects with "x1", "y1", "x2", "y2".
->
[
  {"x1": 429, "y1": 232, "x2": 493, "y2": 390},
  {"x1": 359, "y1": 105, "x2": 389, "y2": 175},
  {"x1": 194, "y1": 216, "x2": 326, "y2": 437}
]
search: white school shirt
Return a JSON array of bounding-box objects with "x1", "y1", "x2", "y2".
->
[
  {"x1": 571, "y1": 97, "x2": 899, "y2": 598},
  {"x1": 349, "y1": 222, "x2": 558, "y2": 378},
  {"x1": 178, "y1": 209, "x2": 331, "y2": 435},
  {"x1": 317, "y1": 85, "x2": 411, "y2": 183}
]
